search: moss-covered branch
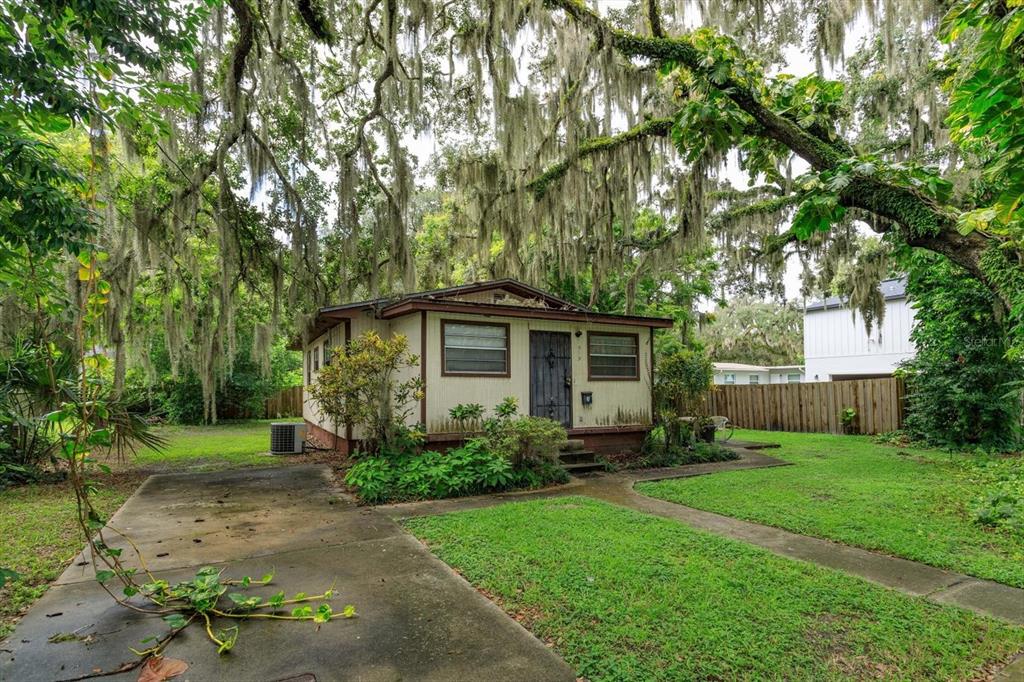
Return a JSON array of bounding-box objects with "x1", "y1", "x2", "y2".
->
[
  {"x1": 545, "y1": 0, "x2": 844, "y2": 171},
  {"x1": 526, "y1": 117, "x2": 673, "y2": 199}
]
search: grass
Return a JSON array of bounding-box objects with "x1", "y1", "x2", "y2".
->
[
  {"x1": 109, "y1": 418, "x2": 302, "y2": 472},
  {"x1": 0, "y1": 475, "x2": 139, "y2": 639},
  {"x1": 407, "y1": 496, "x2": 1024, "y2": 681},
  {"x1": 637, "y1": 429, "x2": 1024, "y2": 588},
  {"x1": 0, "y1": 418, "x2": 304, "y2": 640}
]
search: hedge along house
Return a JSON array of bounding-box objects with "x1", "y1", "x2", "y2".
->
[{"x1": 295, "y1": 279, "x2": 673, "y2": 455}]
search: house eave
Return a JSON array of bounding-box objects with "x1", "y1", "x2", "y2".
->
[{"x1": 379, "y1": 299, "x2": 674, "y2": 328}]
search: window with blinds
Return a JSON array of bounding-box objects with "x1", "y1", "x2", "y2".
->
[
  {"x1": 588, "y1": 333, "x2": 639, "y2": 379},
  {"x1": 442, "y1": 321, "x2": 509, "y2": 375}
]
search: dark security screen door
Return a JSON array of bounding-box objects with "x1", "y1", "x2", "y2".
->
[{"x1": 529, "y1": 331, "x2": 572, "y2": 428}]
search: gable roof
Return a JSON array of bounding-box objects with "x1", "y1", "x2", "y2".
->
[
  {"x1": 295, "y1": 278, "x2": 673, "y2": 347},
  {"x1": 805, "y1": 277, "x2": 907, "y2": 313}
]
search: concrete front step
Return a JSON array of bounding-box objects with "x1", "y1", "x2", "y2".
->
[
  {"x1": 558, "y1": 450, "x2": 597, "y2": 465},
  {"x1": 561, "y1": 461, "x2": 606, "y2": 474},
  {"x1": 561, "y1": 438, "x2": 587, "y2": 452}
]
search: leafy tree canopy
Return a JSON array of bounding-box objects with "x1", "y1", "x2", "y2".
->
[{"x1": 4, "y1": 0, "x2": 1024, "y2": 424}]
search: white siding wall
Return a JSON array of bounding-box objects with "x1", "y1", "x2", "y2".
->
[
  {"x1": 425, "y1": 312, "x2": 653, "y2": 431},
  {"x1": 768, "y1": 370, "x2": 804, "y2": 384},
  {"x1": 803, "y1": 298, "x2": 916, "y2": 381},
  {"x1": 303, "y1": 311, "x2": 655, "y2": 438},
  {"x1": 713, "y1": 370, "x2": 768, "y2": 386},
  {"x1": 302, "y1": 313, "x2": 390, "y2": 439}
]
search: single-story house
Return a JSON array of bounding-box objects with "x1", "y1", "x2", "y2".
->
[
  {"x1": 803, "y1": 277, "x2": 915, "y2": 381},
  {"x1": 712, "y1": 362, "x2": 805, "y2": 385},
  {"x1": 294, "y1": 279, "x2": 673, "y2": 454}
]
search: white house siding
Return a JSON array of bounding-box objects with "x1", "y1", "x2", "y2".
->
[
  {"x1": 302, "y1": 313, "x2": 392, "y2": 439},
  {"x1": 712, "y1": 370, "x2": 768, "y2": 385},
  {"x1": 424, "y1": 312, "x2": 652, "y2": 431},
  {"x1": 803, "y1": 298, "x2": 916, "y2": 381},
  {"x1": 768, "y1": 368, "x2": 804, "y2": 384},
  {"x1": 303, "y1": 310, "x2": 653, "y2": 437}
]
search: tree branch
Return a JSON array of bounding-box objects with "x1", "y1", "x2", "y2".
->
[
  {"x1": 526, "y1": 116, "x2": 673, "y2": 199},
  {"x1": 546, "y1": 0, "x2": 844, "y2": 170},
  {"x1": 645, "y1": 0, "x2": 664, "y2": 37}
]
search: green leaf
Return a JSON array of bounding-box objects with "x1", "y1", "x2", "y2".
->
[
  {"x1": 313, "y1": 603, "x2": 332, "y2": 623},
  {"x1": 163, "y1": 610, "x2": 188, "y2": 626},
  {"x1": 260, "y1": 572, "x2": 274, "y2": 584},
  {"x1": 1001, "y1": 12, "x2": 1024, "y2": 49},
  {"x1": 38, "y1": 114, "x2": 72, "y2": 133},
  {"x1": 341, "y1": 604, "x2": 357, "y2": 618},
  {"x1": 291, "y1": 605, "x2": 313, "y2": 618},
  {"x1": 96, "y1": 570, "x2": 115, "y2": 584}
]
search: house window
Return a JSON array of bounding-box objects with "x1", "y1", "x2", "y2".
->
[
  {"x1": 748, "y1": 374, "x2": 759, "y2": 384},
  {"x1": 322, "y1": 338, "x2": 331, "y2": 366},
  {"x1": 313, "y1": 344, "x2": 320, "y2": 372},
  {"x1": 306, "y1": 350, "x2": 312, "y2": 384},
  {"x1": 588, "y1": 333, "x2": 639, "y2": 380},
  {"x1": 442, "y1": 321, "x2": 510, "y2": 376},
  {"x1": 787, "y1": 373, "x2": 801, "y2": 383},
  {"x1": 723, "y1": 373, "x2": 735, "y2": 385}
]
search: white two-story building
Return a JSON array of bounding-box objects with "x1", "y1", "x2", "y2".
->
[{"x1": 803, "y1": 277, "x2": 916, "y2": 382}]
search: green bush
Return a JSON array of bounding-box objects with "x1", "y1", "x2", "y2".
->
[
  {"x1": 482, "y1": 414, "x2": 566, "y2": 468},
  {"x1": 345, "y1": 439, "x2": 567, "y2": 504},
  {"x1": 900, "y1": 254, "x2": 1023, "y2": 450},
  {"x1": 631, "y1": 427, "x2": 738, "y2": 469}
]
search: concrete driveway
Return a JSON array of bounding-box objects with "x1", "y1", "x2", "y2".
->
[{"x1": 0, "y1": 465, "x2": 573, "y2": 681}]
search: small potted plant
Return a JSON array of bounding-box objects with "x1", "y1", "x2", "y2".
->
[
  {"x1": 693, "y1": 415, "x2": 716, "y2": 443},
  {"x1": 840, "y1": 407, "x2": 858, "y2": 434}
]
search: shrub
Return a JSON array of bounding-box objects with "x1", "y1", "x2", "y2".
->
[
  {"x1": 655, "y1": 350, "x2": 713, "y2": 447},
  {"x1": 483, "y1": 414, "x2": 566, "y2": 469},
  {"x1": 344, "y1": 396, "x2": 569, "y2": 503},
  {"x1": 0, "y1": 339, "x2": 73, "y2": 485},
  {"x1": 630, "y1": 427, "x2": 738, "y2": 469},
  {"x1": 345, "y1": 440, "x2": 566, "y2": 504},
  {"x1": 309, "y1": 331, "x2": 424, "y2": 454},
  {"x1": 899, "y1": 253, "x2": 1023, "y2": 450}
]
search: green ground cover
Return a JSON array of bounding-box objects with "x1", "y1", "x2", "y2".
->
[
  {"x1": 407, "y1": 496, "x2": 1024, "y2": 681},
  {"x1": 637, "y1": 429, "x2": 1024, "y2": 587}
]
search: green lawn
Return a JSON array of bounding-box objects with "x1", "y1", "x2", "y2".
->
[
  {"x1": 119, "y1": 418, "x2": 301, "y2": 472},
  {"x1": 637, "y1": 429, "x2": 1024, "y2": 588},
  {"x1": 0, "y1": 419, "x2": 303, "y2": 640},
  {"x1": 0, "y1": 476, "x2": 138, "y2": 639},
  {"x1": 406, "y1": 497, "x2": 1024, "y2": 681}
]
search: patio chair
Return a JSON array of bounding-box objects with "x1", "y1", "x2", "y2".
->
[{"x1": 710, "y1": 415, "x2": 734, "y2": 443}]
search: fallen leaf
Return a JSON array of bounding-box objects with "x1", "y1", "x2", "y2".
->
[{"x1": 137, "y1": 656, "x2": 188, "y2": 682}]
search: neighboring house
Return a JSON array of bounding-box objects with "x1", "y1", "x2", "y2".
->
[
  {"x1": 803, "y1": 277, "x2": 915, "y2": 381},
  {"x1": 295, "y1": 279, "x2": 672, "y2": 454},
  {"x1": 713, "y1": 362, "x2": 805, "y2": 385}
]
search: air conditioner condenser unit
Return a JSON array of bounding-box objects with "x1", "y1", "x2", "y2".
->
[{"x1": 270, "y1": 422, "x2": 306, "y2": 454}]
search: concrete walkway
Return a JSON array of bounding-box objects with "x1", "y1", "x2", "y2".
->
[
  {"x1": 1, "y1": 465, "x2": 574, "y2": 682},
  {"x1": 381, "y1": 449, "x2": 1024, "y2": 626}
]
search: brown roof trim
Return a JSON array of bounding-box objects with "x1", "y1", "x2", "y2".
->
[
  {"x1": 379, "y1": 299, "x2": 673, "y2": 328},
  {"x1": 412, "y1": 278, "x2": 585, "y2": 311}
]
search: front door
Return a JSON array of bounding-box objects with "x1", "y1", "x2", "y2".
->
[{"x1": 529, "y1": 331, "x2": 572, "y2": 428}]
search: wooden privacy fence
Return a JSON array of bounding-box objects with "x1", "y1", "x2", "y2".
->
[
  {"x1": 704, "y1": 377, "x2": 906, "y2": 435},
  {"x1": 265, "y1": 386, "x2": 303, "y2": 418}
]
